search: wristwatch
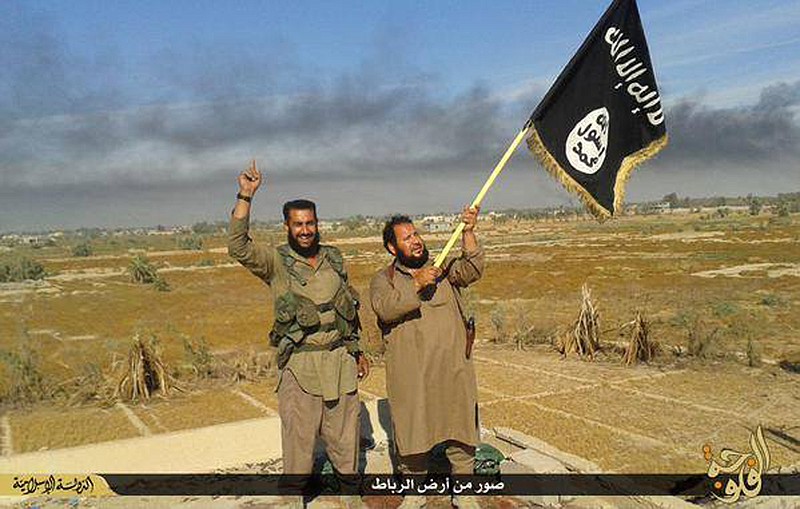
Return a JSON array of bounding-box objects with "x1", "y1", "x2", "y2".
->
[{"x1": 236, "y1": 193, "x2": 252, "y2": 203}]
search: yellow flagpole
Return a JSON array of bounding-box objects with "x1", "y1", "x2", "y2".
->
[{"x1": 433, "y1": 122, "x2": 532, "y2": 267}]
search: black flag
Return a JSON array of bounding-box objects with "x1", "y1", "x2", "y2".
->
[{"x1": 527, "y1": 0, "x2": 667, "y2": 220}]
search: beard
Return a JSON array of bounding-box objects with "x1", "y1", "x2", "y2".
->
[
  {"x1": 397, "y1": 246, "x2": 429, "y2": 269},
  {"x1": 288, "y1": 231, "x2": 321, "y2": 258}
]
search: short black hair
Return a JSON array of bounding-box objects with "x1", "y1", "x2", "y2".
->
[
  {"x1": 283, "y1": 199, "x2": 317, "y2": 222},
  {"x1": 382, "y1": 215, "x2": 413, "y2": 253}
]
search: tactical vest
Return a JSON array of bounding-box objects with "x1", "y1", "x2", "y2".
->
[{"x1": 270, "y1": 245, "x2": 360, "y2": 368}]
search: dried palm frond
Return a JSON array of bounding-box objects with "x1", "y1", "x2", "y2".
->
[
  {"x1": 622, "y1": 311, "x2": 660, "y2": 365},
  {"x1": 226, "y1": 349, "x2": 274, "y2": 383},
  {"x1": 116, "y1": 334, "x2": 176, "y2": 402},
  {"x1": 61, "y1": 363, "x2": 117, "y2": 407},
  {"x1": 557, "y1": 283, "x2": 600, "y2": 359}
]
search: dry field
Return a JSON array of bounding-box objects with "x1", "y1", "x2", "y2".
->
[{"x1": 1, "y1": 211, "x2": 798, "y2": 474}]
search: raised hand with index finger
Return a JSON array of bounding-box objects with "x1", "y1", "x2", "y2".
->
[{"x1": 238, "y1": 159, "x2": 264, "y2": 198}]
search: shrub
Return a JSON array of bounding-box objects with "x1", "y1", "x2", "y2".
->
[
  {"x1": 759, "y1": 294, "x2": 785, "y2": 307},
  {"x1": 228, "y1": 349, "x2": 273, "y2": 383},
  {"x1": 0, "y1": 257, "x2": 46, "y2": 282},
  {"x1": 129, "y1": 254, "x2": 159, "y2": 284},
  {"x1": 182, "y1": 336, "x2": 217, "y2": 379},
  {"x1": 687, "y1": 325, "x2": 718, "y2": 359},
  {"x1": 489, "y1": 302, "x2": 509, "y2": 343},
  {"x1": 712, "y1": 301, "x2": 738, "y2": 318},
  {"x1": 153, "y1": 277, "x2": 171, "y2": 292},
  {"x1": 177, "y1": 235, "x2": 203, "y2": 251},
  {"x1": 64, "y1": 362, "x2": 116, "y2": 406},
  {"x1": 129, "y1": 254, "x2": 170, "y2": 291},
  {"x1": 746, "y1": 338, "x2": 761, "y2": 367},
  {"x1": 490, "y1": 300, "x2": 553, "y2": 349},
  {"x1": 0, "y1": 334, "x2": 57, "y2": 405},
  {"x1": 747, "y1": 195, "x2": 762, "y2": 216},
  {"x1": 72, "y1": 241, "x2": 93, "y2": 257},
  {"x1": 775, "y1": 202, "x2": 790, "y2": 217},
  {"x1": 191, "y1": 222, "x2": 217, "y2": 235}
]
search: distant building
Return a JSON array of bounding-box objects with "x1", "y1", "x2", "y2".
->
[
  {"x1": 317, "y1": 220, "x2": 338, "y2": 231},
  {"x1": 653, "y1": 201, "x2": 671, "y2": 213},
  {"x1": 146, "y1": 226, "x2": 183, "y2": 236},
  {"x1": 426, "y1": 221, "x2": 454, "y2": 233},
  {"x1": 421, "y1": 214, "x2": 453, "y2": 223},
  {"x1": 421, "y1": 214, "x2": 457, "y2": 233},
  {"x1": 483, "y1": 211, "x2": 508, "y2": 223}
]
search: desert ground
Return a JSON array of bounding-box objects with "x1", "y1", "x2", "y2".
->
[{"x1": 0, "y1": 210, "x2": 798, "y2": 506}]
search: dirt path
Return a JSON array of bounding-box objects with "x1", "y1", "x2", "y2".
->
[{"x1": 692, "y1": 262, "x2": 800, "y2": 278}]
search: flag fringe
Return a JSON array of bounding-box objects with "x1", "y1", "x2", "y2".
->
[
  {"x1": 613, "y1": 133, "x2": 669, "y2": 215},
  {"x1": 526, "y1": 127, "x2": 668, "y2": 221},
  {"x1": 526, "y1": 127, "x2": 611, "y2": 220}
]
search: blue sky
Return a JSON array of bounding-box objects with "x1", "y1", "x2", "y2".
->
[{"x1": 2, "y1": 0, "x2": 799, "y2": 231}]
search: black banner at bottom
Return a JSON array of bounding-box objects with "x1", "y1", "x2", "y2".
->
[{"x1": 100, "y1": 473, "x2": 800, "y2": 497}]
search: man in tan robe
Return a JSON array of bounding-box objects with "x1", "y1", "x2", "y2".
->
[
  {"x1": 369, "y1": 207, "x2": 484, "y2": 509},
  {"x1": 228, "y1": 162, "x2": 369, "y2": 507}
]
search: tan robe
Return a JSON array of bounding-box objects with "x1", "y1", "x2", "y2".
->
[{"x1": 369, "y1": 247, "x2": 484, "y2": 456}]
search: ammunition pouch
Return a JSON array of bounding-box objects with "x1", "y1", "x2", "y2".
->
[
  {"x1": 271, "y1": 292, "x2": 321, "y2": 342},
  {"x1": 274, "y1": 335, "x2": 295, "y2": 370},
  {"x1": 270, "y1": 244, "x2": 362, "y2": 367},
  {"x1": 270, "y1": 292, "x2": 321, "y2": 371}
]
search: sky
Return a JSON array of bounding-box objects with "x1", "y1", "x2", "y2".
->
[{"x1": 1, "y1": 0, "x2": 799, "y2": 232}]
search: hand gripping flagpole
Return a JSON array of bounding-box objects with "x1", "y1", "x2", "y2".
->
[{"x1": 433, "y1": 119, "x2": 532, "y2": 268}]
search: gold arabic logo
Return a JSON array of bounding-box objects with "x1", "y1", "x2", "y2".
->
[
  {"x1": 11, "y1": 474, "x2": 95, "y2": 496},
  {"x1": 704, "y1": 425, "x2": 770, "y2": 503}
]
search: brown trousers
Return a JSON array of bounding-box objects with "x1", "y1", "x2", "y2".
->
[
  {"x1": 278, "y1": 370, "x2": 360, "y2": 475},
  {"x1": 397, "y1": 440, "x2": 475, "y2": 475}
]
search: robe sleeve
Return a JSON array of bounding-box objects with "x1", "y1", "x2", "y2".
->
[
  {"x1": 445, "y1": 245, "x2": 485, "y2": 288},
  {"x1": 369, "y1": 269, "x2": 421, "y2": 324}
]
